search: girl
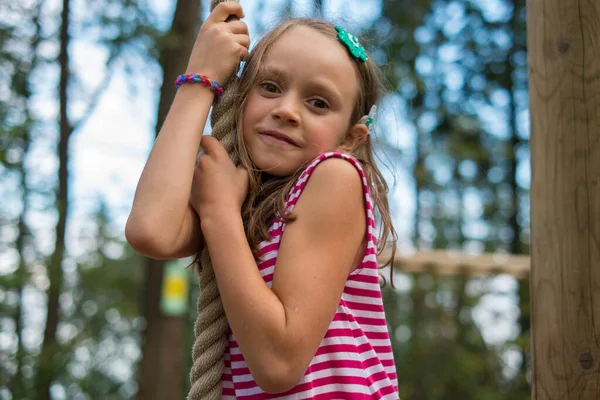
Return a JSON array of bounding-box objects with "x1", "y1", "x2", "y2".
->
[{"x1": 126, "y1": 2, "x2": 399, "y2": 398}]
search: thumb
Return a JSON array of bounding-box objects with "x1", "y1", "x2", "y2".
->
[{"x1": 200, "y1": 135, "x2": 225, "y2": 157}]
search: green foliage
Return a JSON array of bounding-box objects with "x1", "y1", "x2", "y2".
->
[
  {"x1": 370, "y1": 0, "x2": 531, "y2": 398},
  {"x1": 0, "y1": 0, "x2": 533, "y2": 399},
  {"x1": 384, "y1": 274, "x2": 520, "y2": 399},
  {"x1": 0, "y1": 0, "x2": 163, "y2": 398},
  {"x1": 386, "y1": 274, "x2": 524, "y2": 399}
]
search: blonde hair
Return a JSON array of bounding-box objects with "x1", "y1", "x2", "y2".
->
[{"x1": 221, "y1": 18, "x2": 397, "y2": 278}]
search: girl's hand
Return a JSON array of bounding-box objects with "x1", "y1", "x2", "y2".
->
[
  {"x1": 190, "y1": 136, "x2": 249, "y2": 221},
  {"x1": 186, "y1": 2, "x2": 250, "y2": 83}
]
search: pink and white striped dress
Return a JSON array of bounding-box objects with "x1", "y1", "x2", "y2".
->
[{"x1": 222, "y1": 152, "x2": 399, "y2": 399}]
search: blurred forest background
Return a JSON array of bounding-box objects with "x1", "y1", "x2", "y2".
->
[{"x1": 0, "y1": 0, "x2": 531, "y2": 399}]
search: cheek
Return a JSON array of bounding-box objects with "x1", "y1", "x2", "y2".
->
[
  {"x1": 308, "y1": 119, "x2": 349, "y2": 148},
  {"x1": 243, "y1": 92, "x2": 264, "y2": 119},
  {"x1": 306, "y1": 132, "x2": 342, "y2": 152},
  {"x1": 242, "y1": 98, "x2": 259, "y2": 133},
  {"x1": 242, "y1": 111, "x2": 251, "y2": 133}
]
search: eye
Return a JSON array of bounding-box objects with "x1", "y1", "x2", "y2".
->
[
  {"x1": 310, "y1": 99, "x2": 329, "y2": 110},
  {"x1": 309, "y1": 98, "x2": 329, "y2": 109},
  {"x1": 260, "y1": 82, "x2": 280, "y2": 93}
]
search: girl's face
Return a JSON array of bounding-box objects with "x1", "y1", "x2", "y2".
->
[{"x1": 242, "y1": 25, "x2": 361, "y2": 176}]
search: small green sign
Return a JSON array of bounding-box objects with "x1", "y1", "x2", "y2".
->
[{"x1": 160, "y1": 263, "x2": 189, "y2": 316}]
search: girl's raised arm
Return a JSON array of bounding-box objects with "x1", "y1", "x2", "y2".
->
[{"x1": 125, "y1": 2, "x2": 249, "y2": 259}]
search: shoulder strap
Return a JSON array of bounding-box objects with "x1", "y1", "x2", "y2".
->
[{"x1": 285, "y1": 151, "x2": 374, "y2": 216}]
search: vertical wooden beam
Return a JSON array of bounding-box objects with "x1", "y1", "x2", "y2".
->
[{"x1": 528, "y1": 0, "x2": 600, "y2": 398}]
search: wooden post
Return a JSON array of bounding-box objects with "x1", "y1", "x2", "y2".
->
[{"x1": 528, "y1": 0, "x2": 600, "y2": 398}]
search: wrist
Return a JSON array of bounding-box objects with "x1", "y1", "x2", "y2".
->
[
  {"x1": 185, "y1": 66, "x2": 220, "y2": 81},
  {"x1": 200, "y1": 210, "x2": 244, "y2": 247},
  {"x1": 200, "y1": 207, "x2": 242, "y2": 230},
  {"x1": 175, "y1": 73, "x2": 224, "y2": 99}
]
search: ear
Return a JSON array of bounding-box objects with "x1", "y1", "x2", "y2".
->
[{"x1": 340, "y1": 123, "x2": 369, "y2": 152}]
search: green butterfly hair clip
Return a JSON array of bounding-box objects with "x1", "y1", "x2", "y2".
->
[{"x1": 335, "y1": 26, "x2": 368, "y2": 62}]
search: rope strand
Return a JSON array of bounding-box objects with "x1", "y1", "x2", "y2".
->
[{"x1": 187, "y1": 1, "x2": 241, "y2": 398}]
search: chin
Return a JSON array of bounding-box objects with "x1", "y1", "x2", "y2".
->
[
  {"x1": 257, "y1": 163, "x2": 298, "y2": 177},
  {"x1": 252, "y1": 157, "x2": 301, "y2": 177}
]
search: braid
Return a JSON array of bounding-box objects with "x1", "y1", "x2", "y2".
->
[{"x1": 187, "y1": 1, "x2": 240, "y2": 398}]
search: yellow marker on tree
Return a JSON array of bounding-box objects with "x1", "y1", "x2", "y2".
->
[{"x1": 160, "y1": 263, "x2": 189, "y2": 316}]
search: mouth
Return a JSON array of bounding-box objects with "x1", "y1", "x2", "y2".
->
[{"x1": 259, "y1": 130, "x2": 299, "y2": 147}]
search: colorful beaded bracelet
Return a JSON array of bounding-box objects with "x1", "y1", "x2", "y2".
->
[{"x1": 174, "y1": 74, "x2": 224, "y2": 99}]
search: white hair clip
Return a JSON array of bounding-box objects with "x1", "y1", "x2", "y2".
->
[{"x1": 359, "y1": 105, "x2": 377, "y2": 134}]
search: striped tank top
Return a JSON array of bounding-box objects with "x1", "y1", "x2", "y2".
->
[{"x1": 222, "y1": 152, "x2": 399, "y2": 399}]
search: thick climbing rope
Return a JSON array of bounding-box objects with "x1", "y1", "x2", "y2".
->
[{"x1": 188, "y1": 1, "x2": 241, "y2": 398}]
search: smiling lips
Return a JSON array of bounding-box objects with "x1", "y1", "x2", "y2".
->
[{"x1": 259, "y1": 130, "x2": 299, "y2": 147}]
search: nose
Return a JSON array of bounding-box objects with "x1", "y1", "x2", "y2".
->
[{"x1": 271, "y1": 94, "x2": 301, "y2": 125}]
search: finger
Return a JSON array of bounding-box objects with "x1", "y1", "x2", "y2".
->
[
  {"x1": 233, "y1": 33, "x2": 251, "y2": 49},
  {"x1": 196, "y1": 149, "x2": 205, "y2": 164},
  {"x1": 207, "y1": 2, "x2": 244, "y2": 24},
  {"x1": 222, "y1": 20, "x2": 248, "y2": 35},
  {"x1": 200, "y1": 135, "x2": 228, "y2": 158},
  {"x1": 238, "y1": 45, "x2": 249, "y2": 61}
]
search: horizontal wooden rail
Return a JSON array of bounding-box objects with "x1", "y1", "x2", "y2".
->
[{"x1": 379, "y1": 249, "x2": 531, "y2": 279}]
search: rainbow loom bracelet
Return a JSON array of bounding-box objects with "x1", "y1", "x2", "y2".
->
[{"x1": 174, "y1": 74, "x2": 224, "y2": 99}]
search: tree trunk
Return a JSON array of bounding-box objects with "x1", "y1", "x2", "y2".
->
[
  {"x1": 136, "y1": 0, "x2": 201, "y2": 398},
  {"x1": 314, "y1": 0, "x2": 324, "y2": 16},
  {"x1": 413, "y1": 130, "x2": 423, "y2": 245},
  {"x1": 11, "y1": 5, "x2": 42, "y2": 399},
  {"x1": 13, "y1": 157, "x2": 32, "y2": 400},
  {"x1": 506, "y1": 1, "x2": 530, "y2": 394},
  {"x1": 35, "y1": 0, "x2": 72, "y2": 397}
]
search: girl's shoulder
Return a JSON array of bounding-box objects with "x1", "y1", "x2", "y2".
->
[
  {"x1": 300, "y1": 151, "x2": 366, "y2": 181},
  {"x1": 286, "y1": 151, "x2": 369, "y2": 210}
]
